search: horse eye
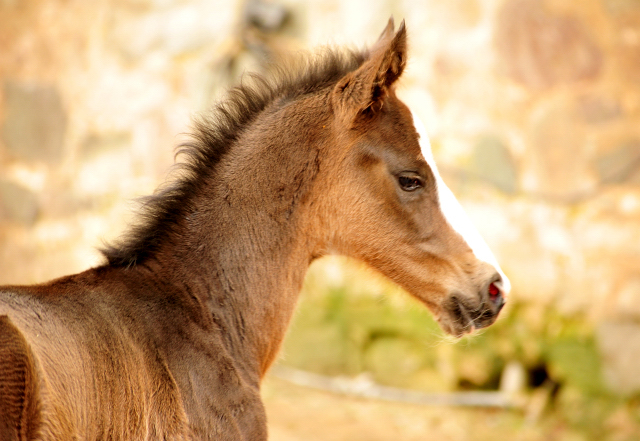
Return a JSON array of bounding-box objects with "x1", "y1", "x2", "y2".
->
[{"x1": 398, "y1": 175, "x2": 423, "y2": 192}]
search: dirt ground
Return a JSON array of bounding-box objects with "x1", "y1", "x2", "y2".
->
[{"x1": 262, "y1": 376, "x2": 560, "y2": 441}]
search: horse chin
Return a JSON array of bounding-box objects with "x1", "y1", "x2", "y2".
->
[{"x1": 436, "y1": 294, "x2": 502, "y2": 338}]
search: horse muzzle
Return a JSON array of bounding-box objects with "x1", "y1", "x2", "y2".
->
[{"x1": 438, "y1": 277, "x2": 506, "y2": 337}]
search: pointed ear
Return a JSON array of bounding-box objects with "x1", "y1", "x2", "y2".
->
[
  {"x1": 332, "y1": 19, "x2": 407, "y2": 123},
  {"x1": 375, "y1": 17, "x2": 396, "y2": 45}
]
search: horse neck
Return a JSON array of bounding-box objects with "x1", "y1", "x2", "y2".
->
[{"x1": 153, "y1": 97, "x2": 328, "y2": 378}]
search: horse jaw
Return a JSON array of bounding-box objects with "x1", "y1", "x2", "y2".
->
[{"x1": 410, "y1": 110, "x2": 511, "y2": 296}]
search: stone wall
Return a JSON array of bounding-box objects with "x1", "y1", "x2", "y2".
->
[{"x1": 1, "y1": 0, "x2": 639, "y2": 394}]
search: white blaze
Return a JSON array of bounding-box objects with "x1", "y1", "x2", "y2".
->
[{"x1": 411, "y1": 111, "x2": 511, "y2": 295}]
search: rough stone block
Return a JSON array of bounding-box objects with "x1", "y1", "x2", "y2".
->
[
  {"x1": 526, "y1": 97, "x2": 598, "y2": 198},
  {"x1": 80, "y1": 132, "x2": 132, "y2": 160},
  {"x1": 576, "y1": 94, "x2": 622, "y2": 125},
  {"x1": 605, "y1": 0, "x2": 640, "y2": 14},
  {"x1": 471, "y1": 135, "x2": 518, "y2": 194},
  {"x1": 109, "y1": 3, "x2": 234, "y2": 59},
  {"x1": 494, "y1": 0, "x2": 602, "y2": 89},
  {"x1": 595, "y1": 141, "x2": 640, "y2": 184},
  {"x1": 0, "y1": 180, "x2": 39, "y2": 225},
  {"x1": 2, "y1": 81, "x2": 67, "y2": 164}
]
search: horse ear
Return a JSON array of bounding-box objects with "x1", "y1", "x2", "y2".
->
[
  {"x1": 332, "y1": 19, "x2": 407, "y2": 123},
  {"x1": 375, "y1": 17, "x2": 396, "y2": 44}
]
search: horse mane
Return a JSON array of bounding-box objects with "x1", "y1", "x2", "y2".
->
[{"x1": 100, "y1": 47, "x2": 368, "y2": 268}]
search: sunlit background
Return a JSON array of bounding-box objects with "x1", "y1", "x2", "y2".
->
[{"x1": 1, "y1": 1, "x2": 639, "y2": 440}]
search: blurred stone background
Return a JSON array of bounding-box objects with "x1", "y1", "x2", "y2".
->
[{"x1": 1, "y1": 0, "x2": 640, "y2": 433}]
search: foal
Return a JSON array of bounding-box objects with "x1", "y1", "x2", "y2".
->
[{"x1": 0, "y1": 19, "x2": 509, "y2": 440}]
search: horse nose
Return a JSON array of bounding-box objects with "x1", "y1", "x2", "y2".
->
[{"x1": 487, "y1": 277, "x2": 506, "y2": 311}]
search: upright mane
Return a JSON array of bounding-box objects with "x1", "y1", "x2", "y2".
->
[{"x1": 101, "y1": 47, "x2": 368, "y2": 268}]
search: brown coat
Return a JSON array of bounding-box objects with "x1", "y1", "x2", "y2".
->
[{"x1": 0, "y1": 20, "x2": 505, "y2": 440}]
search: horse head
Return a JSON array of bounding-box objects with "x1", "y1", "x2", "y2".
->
[{"x1": 313, "y1": 19, "x2": 510, "y2": 337}]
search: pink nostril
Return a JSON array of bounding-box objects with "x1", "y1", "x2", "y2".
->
[{"x1": 489, "y1": 282, "x2": 500, "y2": 300}]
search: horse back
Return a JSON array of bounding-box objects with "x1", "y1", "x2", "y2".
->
[{"x1": 0, "y1": 315, "x2": 41, "y2": 441}]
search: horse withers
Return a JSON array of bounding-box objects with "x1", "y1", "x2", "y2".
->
[{"x1": 0, "y1": 19, "x2": 509, "y2": 440}]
